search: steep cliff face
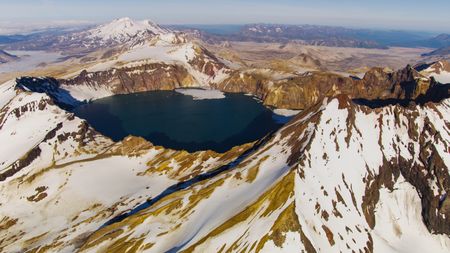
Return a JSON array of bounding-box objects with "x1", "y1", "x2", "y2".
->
[
  {"x1": 212, "y1": 71, "x2": 270, "y2": 98},
  {"x1": 360, "y1": 65, "x2": 431, "y2": 99},
  {"x1": 15, "y1": 62, "x2": 447, "y2": 112},
  {"x1": 215, "y1": 65, "x2": 438, "y2": 110},
  {"x1": 61, "y1": 63, "x2": 195, "y2": 100},
  {"x1": 74, "y1": 95, "x2": 450, "y2": 253}
]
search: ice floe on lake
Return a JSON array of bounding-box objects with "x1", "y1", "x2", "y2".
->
[
  {"x1": 272, "y1": 108, "x2": 301, "y2": 117},
  {"x1": 175, "y1": 88, "x2": 225, "y2": 100}
]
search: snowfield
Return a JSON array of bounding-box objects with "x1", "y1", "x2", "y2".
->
[
  {"x1": 430, "y1": 71, "x2": 450, "y2": 84},
  {"x1": 419, "y1": 60, "x2": 450, "y2": 84}
]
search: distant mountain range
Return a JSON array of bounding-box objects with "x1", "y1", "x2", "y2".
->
[
  {"x1": 0, "y1": 18, "x2": 169, "y2": 52},
  {"x1": 421, "y1": 33, "x2": 450, "y2": 59},
  {"x1": 1, "y1": 22, "x2": 449, "y2": 51},
  {"x1": 422, "y1": 46, "x2": 450, "y2": 60},
  {"x1": 175, "y1": 24, "x2": 450, "y2": 49},
  {"x1": 0, "y1": 49, "x2": 18, "y2": 63},
  {"x1": 420, "y1": 34, "x2": 450, "y2": 48}
]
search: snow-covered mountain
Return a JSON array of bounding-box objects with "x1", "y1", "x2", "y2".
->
[
  {"x1": 0, "y1": 72, "x2": 449, "y2": 252},
  {"x1": 60, "y1": 17, "x2": 170, "y2": 49},
  {"x1": 55, "y1": 31, "x2": 229, "y2": 101},
  {"x1": 6, "y1": 17, "x2": 221, "y2": 53},
  {"x1": 417, "y1": 60, "x2": 450, "y2": 84},
  {"x1": 85, "y1": 17, "x2": 168, "y2": 44},
  {"x1": 0, "y1": 17, "x2": 171, "y2": 51}
]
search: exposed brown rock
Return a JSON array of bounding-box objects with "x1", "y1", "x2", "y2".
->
[
  {"x1": 23, "y1": 62, "x2": 441, "y2": 112},
  {"x1": 322, "y1": 225, "x2": 335, "y2": 246},
  {"x1": 27, "y1": 186, "x2": 49, "y2": 202},
  {"x1": 0, "y1": 146, "x2": 41, "y2": 182},
  {"x1": 214, "y1": 64, "x2": 436, "y2": 110},
  {"x1": 188, "y1": 44, "x2": 226, "y2": 76},
  {"x1": 62, "y1": 63, "x2": 194, "y2": 95}
]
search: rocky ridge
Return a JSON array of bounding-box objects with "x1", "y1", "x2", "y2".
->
[
  {"x1": 16, "y1": 62, "x2": 449, "y2": 112},
  {"x1": 211, "y1": 64, "x2": 446, "y2": 109},
  {"x1": 416, "y1": 60, "x2": 450, "y2": 84}
]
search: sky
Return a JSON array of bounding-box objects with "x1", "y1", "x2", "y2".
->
[{"x1": 0, "y1": 0, "x2": 449, "y2": 33}]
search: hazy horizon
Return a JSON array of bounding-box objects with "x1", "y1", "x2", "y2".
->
[
  {"x1": 0, "y1": 19, "x2": 446, "y2": 37},
  {"x1": 0, "y1": 0, "x2": 450, "y2": 34}
]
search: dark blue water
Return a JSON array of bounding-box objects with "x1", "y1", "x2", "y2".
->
[{"x1": 73, "y1": 91, "x2": 290, "y2": 152}]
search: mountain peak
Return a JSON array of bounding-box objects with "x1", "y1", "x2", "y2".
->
[
  {"x1": 107, "y1": 17, "x2": 135, "y2": 28},
  {"x1": 434, "y1": 33, "x2": 450, "y2": 40},
  {"x1": 86, "y1": 17, "x2": 168, "y2": 43},
  {"x1": 113, "y1": 17, "x2": 133, "y2": 22}
]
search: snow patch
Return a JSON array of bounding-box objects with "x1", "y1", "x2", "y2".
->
[
  {"x1": 372, "y1": 178, "x2": 450, "y2": 253},
  {"x1": 430, "y1": 71, "x2": 450, "y2": 84}
]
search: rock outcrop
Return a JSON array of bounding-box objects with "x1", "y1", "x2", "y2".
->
[
  {"x1": 50, "y1": 60, "x2": 441, "y2": 111},
  {"x1": 62, "y1": 63, "x2": 194, "y2": 95},
  {"x1": 215, "y1": 65, "x2": 440, "y2": 109}
]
